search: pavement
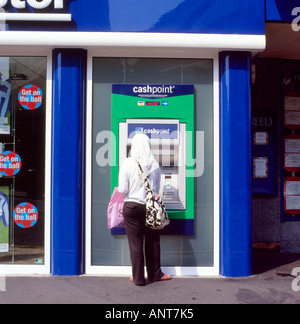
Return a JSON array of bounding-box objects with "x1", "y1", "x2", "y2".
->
[{"x1": 0, "y1": 248, "x2": 299, "y2": 305}]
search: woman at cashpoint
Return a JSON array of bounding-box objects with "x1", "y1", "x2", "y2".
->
[{"x1": 118, "y1": 133, "x2": 172, "y2": 286}]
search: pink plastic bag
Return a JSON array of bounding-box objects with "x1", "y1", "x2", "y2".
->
[{"x1": 107, "y1": 187, "x2": 125, "y2": 229}]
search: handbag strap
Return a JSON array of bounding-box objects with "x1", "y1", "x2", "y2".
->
[{"x1": 136, "y1": 161, "x2": 152, "y2": 191}]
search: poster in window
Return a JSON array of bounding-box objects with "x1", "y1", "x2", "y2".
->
[
  {"x1": 285, "y1": 96, "x2": 300, "y2": 111},
  {"x1": 253, "y1": 157, "x2": 268, "y2": 179},
  {"x1": 0, "y1": 59, "x2": 11, "y2": 134},
  {"x1": 0, "y1": 151, "x2": 22, "y2": 177},
  {"x1": 13, "y1": 202, "x2": 38, "y2": 229},
  {"x1": 0, "y1": 186, "x2": 9, "y2": 253},
  {"x1": 285, "y1": 96, "x2": 300, "y2": 129},
  {"x1": 18, "y1": 84, "x2": 43, "y2": 111},
  {"x1": 285, "y1": 111, "x2": 300, "y2": 128},
  {"x1": 284, "y1": 135, "x2": 300, "y2": 172},
  {"x1": 284, "y1": 177, "x2": 300, "y2": 215},
  {"x1": 285, "y1": 153, "x2": 300, "y2": 171},
  {"x1": 254, "y1": 132, "x2": 268, "y2": 145},
  {"x1": 285, "y1": 137, "x2": 300, "y2": 153}
]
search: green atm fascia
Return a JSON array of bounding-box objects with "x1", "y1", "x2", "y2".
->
[{"x1": 111, "y1": 84, "x2": 195, "y2": 235}]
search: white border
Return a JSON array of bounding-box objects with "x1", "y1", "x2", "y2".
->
[
  {"x1": 0, "y1": 31, "x2": 265, "y2": 51},
  {"x1": 85, "y1": 50, "x2": 220, "y2": 277},
  {"x1": 0, "y1": 47, "x2": 52, "y2": 275},
  {"x1": 0, "y1": 13, "x2": 71, "y2": 21}
]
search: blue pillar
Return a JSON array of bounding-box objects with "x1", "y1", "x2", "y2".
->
[
  {"x1": 220, "y1": 51, "x2": 252, "y2": 277},
  {"x1": 51, "y1": 49, "x2": 87, "y2": 275}
]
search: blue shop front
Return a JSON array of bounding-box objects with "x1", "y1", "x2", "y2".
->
[{"x1": 0, "y1": 0, "x2": 295, "y2": 277}]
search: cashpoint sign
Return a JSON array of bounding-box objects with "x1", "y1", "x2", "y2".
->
[
  {"x1": 128, "y1": 123, "x2": 178, "y2": 140},
  {"x1": 113, "y1": 84, "x2": 194, "y2": 99}
]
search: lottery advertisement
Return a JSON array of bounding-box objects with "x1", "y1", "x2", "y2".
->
[
  {"x1": 0, "y1": 151, "x2": 22, "y2": 177},
  {"x1": 13, "y1": 202, "x2": 39, "y2": 229},
  {"x1": 18, "y1": 84, "x2": 43, "y2": 111}
]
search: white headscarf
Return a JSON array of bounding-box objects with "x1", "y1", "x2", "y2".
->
[{"x1": 130, "y1": 133, "x2": 159, "y2": 183}]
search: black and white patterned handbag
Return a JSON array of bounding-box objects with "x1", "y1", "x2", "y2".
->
[{"x1": 137, "y1": 162, "x2": 170, "y2": 230}]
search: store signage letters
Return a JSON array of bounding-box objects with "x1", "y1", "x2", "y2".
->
[
  {"x1": 252, "y1": 117, "x2": 273, "y2": 127},
  {"x1": 0, "y1": 0, "x2": 63, "y2": 9},
  {"x1": 0, "y1": 0, "x2": 71, "y2": 21},
  {"x1": 292, "y1": 7, "x2": 300, "y2": 32}
]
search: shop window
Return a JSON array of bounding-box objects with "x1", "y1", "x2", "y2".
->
[
  {"x1": 0, "y1": 57, "x2": 46, "y2": 264},
  {"x1": 282, "y1": 61, "x2": 300, "y2": 221},
  {"x1": 91, "y1": 58, "x2": 214, "y2": 268}
]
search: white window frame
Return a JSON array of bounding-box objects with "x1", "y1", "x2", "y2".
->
[
  {"x1": 0, "y1": 47, "x2": 52, "y2": 275},
  {"x1": 85, "y1": 45, "x2": 220, "y2": 277}
]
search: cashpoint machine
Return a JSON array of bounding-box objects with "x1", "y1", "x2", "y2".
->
[
  {"x1": 111, "y1": 84, "x2": 195, "y2": 235},
  {"x1": 119, "y1": 119, "x2": 186, "y2": 211}
]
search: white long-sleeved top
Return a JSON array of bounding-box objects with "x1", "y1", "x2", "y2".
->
[{"x1": 118, "y1": 157, "x2": 161, "y2": 205}]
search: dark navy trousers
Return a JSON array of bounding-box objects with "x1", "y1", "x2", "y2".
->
[{"x1": 123, "y1": 202, "x2": 163, "y2": 285}]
